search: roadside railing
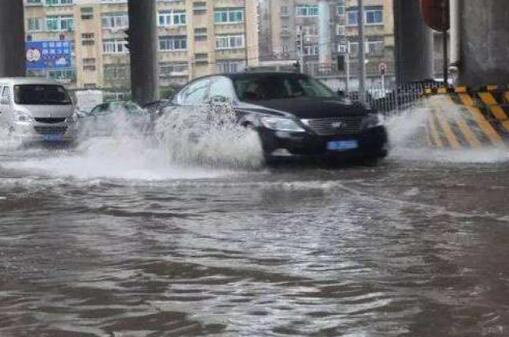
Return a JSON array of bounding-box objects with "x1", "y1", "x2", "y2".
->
[{"x1": 345, "y1": 80, "x2": 442, "y2": 115}]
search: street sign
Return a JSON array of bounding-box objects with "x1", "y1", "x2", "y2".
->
[
  {"x1": 378, "y1": 62, "x2": 387, "y2": 76},
  {"x1": 25, "y1": 40, "x2": 72, "y2": 70}
]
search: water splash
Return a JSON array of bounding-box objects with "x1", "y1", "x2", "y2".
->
[
  {"x1": 154, "y1": 104, "x2": 264, "y2": 169},
  {"x1": 1, "y1": 104, "x2": 264, "y2": 181},
  {"x1": 386, "y1": 95, "x2": 509, "y2": 163}
]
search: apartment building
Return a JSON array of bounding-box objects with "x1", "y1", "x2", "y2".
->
[
  {"x1": 24, "y1": 0, "x2": 259, "y2": 90},
  {"x1": 258, "y1": 0, "x2": 394, "y2": 81}
]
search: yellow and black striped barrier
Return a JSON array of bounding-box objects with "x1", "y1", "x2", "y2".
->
[{"x1": 421, "y1": 85, "x2": 509, "y2": 149}]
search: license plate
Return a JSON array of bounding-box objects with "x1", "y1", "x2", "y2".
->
[
  {"x1": 327, "y1": 140, "x2": 359, "y2": 151},
  {"x1": 43, "y1": 134, "x2": 64, "y2": 142}
]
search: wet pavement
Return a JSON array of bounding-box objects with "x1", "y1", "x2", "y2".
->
[{"x1": 1, "y1": 136, "x2": 509, "y2": 337}]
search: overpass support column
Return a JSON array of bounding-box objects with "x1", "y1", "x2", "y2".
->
[
  {"x1": 0, "y1": 0, "x2": 25, "y2": 77},
  {"x1": 393, "y1": 0, "x2": 434, "y2": 84},
  {"x1": 127, "y1": 0, "x2": 159, "y2": 105},
  {"x1": 458, "y1": 1, "x2": 509, "y2": 87}
]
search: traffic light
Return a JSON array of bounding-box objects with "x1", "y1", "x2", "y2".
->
[
  {"x1": 124, "y1": 28, "x2": 131, "y2": 50},
  {"x1": 337, "y1": 55, "x2": 345, "y2": 72}
]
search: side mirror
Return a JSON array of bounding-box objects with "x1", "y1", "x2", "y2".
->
[
  {"x1": 0, "y1": 97, "x2": 9, "y2": 105},
  {"x1": 209, "y1": 95, "x2": 229, "y2": 106}
]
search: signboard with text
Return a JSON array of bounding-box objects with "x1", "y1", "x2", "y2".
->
[{"x1": 26, "y1": 40, "x2": 72, "y2": 70}]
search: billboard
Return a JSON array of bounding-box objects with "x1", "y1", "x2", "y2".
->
[{"x1": 26, "y1": 40, "x2": 72, "y2": 70}]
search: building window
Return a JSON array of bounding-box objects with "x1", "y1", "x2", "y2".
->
[
  {"x1": 101, "y1": 12, "x2": 129, "y2": 29},
  {"x1": 104, "y1": 65, "x2": 129, "y2": 80},
  {"x1": 27, "y1": 18, "x2": 43, "y2": 32},
  {"x1": 216, "y1": 60, "x2": 246, "y2": 73},
  {"x1": 193, "y1": 1, "x2": 207, "y2": 14},
  {"x1": 83, "y1": 57, "x2": 96, "y2": 71},
  {"x1": 48, "y1": 69, "x2": 75, "y2": 82},
  {"x1": 46, "y1": 15, "x2": 74, "y2": 31},
  {"x1": 159, "y1": 36, "x2": 187, "y2": 51},
  {"x1": 304, "y1": 45, "x2": 318, "y2": 56},
  {"x1": 216, "y1": 34, "x2": 244, "y2": 50},
  {"x1": 347, "y1": 8, "x2": 383, "y2": 26},
  {"x1": 159, "y1": 10, "x2": 186, "y2": 26},
  {"x1": 160, "y1": 62, "x2": 188, "y2": 77},
  {"x1": 347, "y1": 10, "x2": 358, "y2": 26},
  {"x1": 367, "y1": 40, "x2": 384, "y2": 55},
  {"x1": 336, "y1": 24, "x2": 345, "y2": 36},
  {"x1": 103, "y1": 39, "x2": 128, "y2": 54},
  {"x1": 81, "y1": 7, "x2": 94, "y2": 20},
  {"x1": 296, "y1": 5, "x2": 318, "y2": 17},
  {"x1": 81, "y1": 33, "x2": 95, "y2": 46},
  {"x1": 26, "y1": 0, "x2": 42, "y2": 5},
  {"x1": 337, "y1": 4, "x2": 345, "y2": 16},
  {"x1": 194, "y1": 28, "x2": 208, "y2": 41},
  {"x1": 365, "y1": 9, "x2": 383, "y2": 25},
  {"x1": 45, "y1": 0, "x2": 73, "y2": 6},
  {"x1": 214, "y1": 8, "x2": 244, "y2": 24}
]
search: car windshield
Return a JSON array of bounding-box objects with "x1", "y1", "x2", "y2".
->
[
  {"x1": 233, "y1": 74, "x2": 336, "y2": 101},
  {"x1": 14, "y1": 84, "x2": 72, "y2": 105}
]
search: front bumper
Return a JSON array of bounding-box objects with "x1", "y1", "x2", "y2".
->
[
  {"x1": 258, "y1": 125, "x2": 389, "y2": 159},
  {"x1": 12, "y1": 121, "x2": 78, "y2": 144}
]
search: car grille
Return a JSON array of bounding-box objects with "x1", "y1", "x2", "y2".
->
[
  {"x1": 34, "y1": 126, "x2": 68, "y2": 135},
  {"x1": 35, "y1": 117, "x2": 66, "y2": 124},
  {"x1": 302, "y1": 117, "x2": 363, "y2": 136}
]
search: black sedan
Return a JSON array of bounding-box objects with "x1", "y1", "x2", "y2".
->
[{"x1": 162, "y1": 72, "x2": 388, "y2": 162}]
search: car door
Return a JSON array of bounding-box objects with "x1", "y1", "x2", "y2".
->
[{"x1": 207, "y1": 76, "x2": 239, "y2": 124}]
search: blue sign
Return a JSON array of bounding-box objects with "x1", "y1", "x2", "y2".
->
[{"x1": 26, "y1": 40, "x2": 72, "y2": 70}]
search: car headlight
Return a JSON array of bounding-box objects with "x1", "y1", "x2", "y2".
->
[
  {"x1": 67, "y1": 112, "x2": 79, "y2": 123},
  {"x1": 361, "y1": 113, "x2": 384, "y2": 129},
  {"x1": 14, "y1": 111, "x2": 33, "y2": 123},
  {"x1": 260, "y1": 116, "x2": 305, "y2": 132}
]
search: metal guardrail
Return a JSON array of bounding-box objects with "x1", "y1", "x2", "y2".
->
[{"x1": 346, "y1": 80, "x2": 443, "y2": 115}]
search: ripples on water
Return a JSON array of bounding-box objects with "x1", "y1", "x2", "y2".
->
[{"x1": 1, "y1": 104, "x2": 509, "y2": 336}]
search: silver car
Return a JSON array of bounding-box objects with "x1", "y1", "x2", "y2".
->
[{"x1": 0, "y1": 78, "x2": 78, "y2": 144}]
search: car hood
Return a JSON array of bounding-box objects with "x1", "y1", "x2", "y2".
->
[
  {"x1": 16, "y1": 104, "x2": 74, "y2": 118},
  {"x1": 246, "y1": 97, "x2": 368, "y2": 119}
]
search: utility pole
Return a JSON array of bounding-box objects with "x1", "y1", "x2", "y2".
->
[
  {"x1": 298, "y1": 26, "x2": 305, "y2": 73},
  {"x1": 0, "y1": 0, "x2": 25, "y2": 77},
  {"x1": 243, "y1": 0, "x2": 249, "y2": 69},
  {"x1": 345, "y1": 43, "x2": 350, "y2": 95},
  {"x1": 357, "y1": 0, "x2": 366, "y2": 103},
  {"x1": 127, "y1": 0, "x2": 160, "y2": 106}
]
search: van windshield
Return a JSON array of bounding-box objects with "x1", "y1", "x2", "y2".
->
[{"x1": 14, "y1": 85, "x2": 72, "y2": 105}]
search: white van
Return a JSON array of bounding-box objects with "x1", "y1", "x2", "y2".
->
[{"x1": 0, "y1": 78, "x2": 78, "y2": 143}]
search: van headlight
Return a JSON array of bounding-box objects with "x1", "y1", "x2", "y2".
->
[
  {"x1": 361, "y1": 113, "x2": 384, "y2": 129},
  {"x1": 67, "y1": 112, "x2": 79, "y2": 123},
  {"x1": 14, "y1": 111, "x2": 34, "y2": 123},
  {"x1": 260, "y1": 116, "x2": 305, "y2": 132}
]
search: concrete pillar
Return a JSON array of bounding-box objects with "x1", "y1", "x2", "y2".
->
[
  {"x1": 127, "y1": 0, "x2": 159, "y2": 105},
  {"x1": 458, "y1": 1, "x2": 509, "y2": 87},
  {"x1": 0, "y1": 0, "x2": 25, "y2": 77},
  {"x1": 318, "y1": 1, "x2": 332, "y2": 66},
  {"x1": 393, "y1": 0, "x2": 434, "y2": 84}
]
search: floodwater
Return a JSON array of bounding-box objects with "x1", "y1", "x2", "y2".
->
[{"x1": 2, "y1": 105, "x2": 509, "y2": 337}]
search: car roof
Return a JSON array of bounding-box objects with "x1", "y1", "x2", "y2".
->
[
  {"x1": 0, "y1": 77, "x2": 63, "y2": 86},
  {"x1": 222, "y1": 71, "x2": 306, "y2": 80},
  {"x1": 187, "y1": 72, "x2": 306, "y2": 84}
]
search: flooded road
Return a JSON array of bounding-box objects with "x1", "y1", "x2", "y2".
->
[{"x1": 2, "y1": 117, "x2": 509, "y2": 336}]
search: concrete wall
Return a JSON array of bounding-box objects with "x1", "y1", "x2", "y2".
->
[
  {"x1": 0, "y1": 0, "x2": 25, "y2": 77},
  {"x1": 459, "y1": 1, "x2": 509, "y2": 86},
  {"x1": 393, "y1": 0, "x2": 433, "y2": 84}
]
